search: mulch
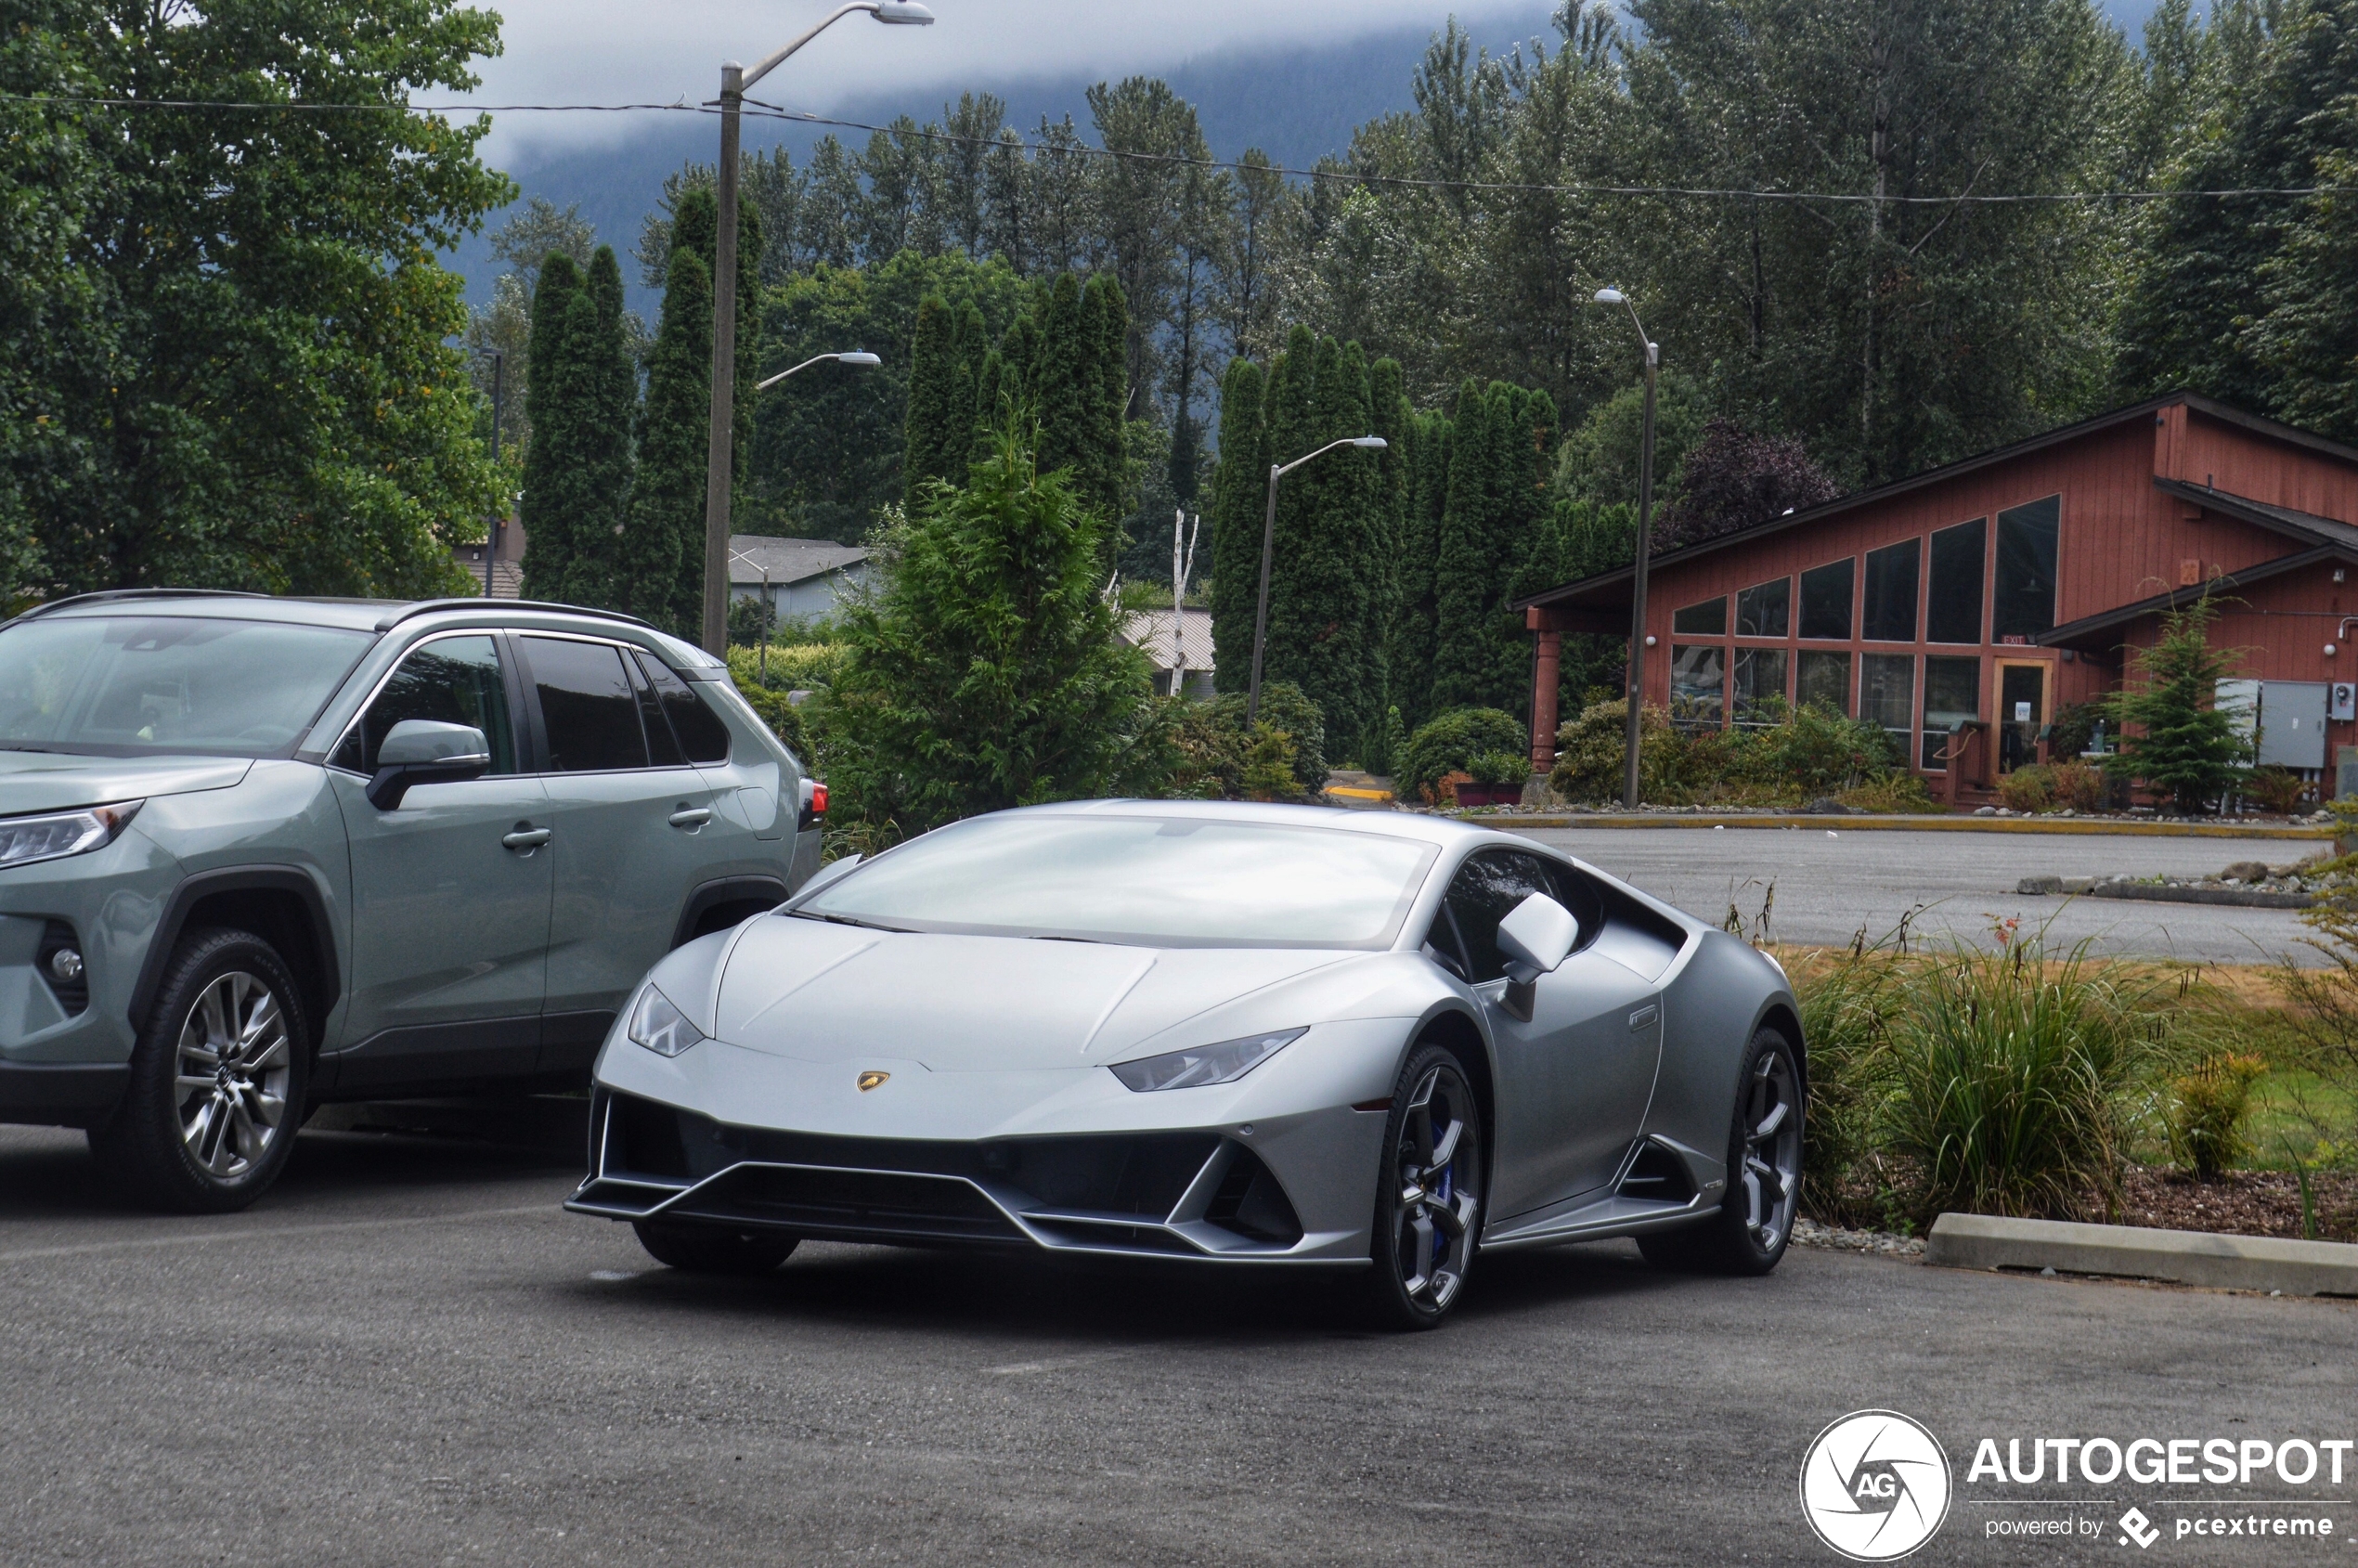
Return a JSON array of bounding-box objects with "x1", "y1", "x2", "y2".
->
[{"x1": 2117, "y1": 1165, "x2": 2358, "y2": 1244}]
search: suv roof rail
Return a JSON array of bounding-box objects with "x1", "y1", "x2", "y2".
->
[
  {"x1": 10, "y1": 588, "x2": 270, "y2": 622},
  {"x1": 372, "y1": 598, "x2": 662, "y2": 634}
]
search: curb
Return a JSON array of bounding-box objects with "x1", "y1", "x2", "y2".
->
[
  {"x1": 2088, "y1": 882, "x2": 2314, "y2": 910},
  {"x1": 1925, "y1": 1212, "x2": 2358, "y2": 1297},
  {"x1": 1466, "y1": 812, "x2": 2332, "y2": 839}
]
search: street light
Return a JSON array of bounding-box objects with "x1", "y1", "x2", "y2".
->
[
  {"x1": 755, "y1": 350, "x2": 880, "y2": 392},
  {"x1": 1247, "y1": 435, "x2": 1388, "y2": 729},
  {"x1": 1595, "y1": 286, "x2": 1658, "y2": 810},
  {"x1": 700, "y1": 2, "x2": 934, "y2": 654}
]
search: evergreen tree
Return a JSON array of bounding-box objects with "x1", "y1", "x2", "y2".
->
[
  {"x1": 2105, "y1": 594, "x2": 2252, "y2": 813},
  {"x1": 1081, "y1": 274, "x2": 1134, "y2": 551},
  {"x1": 1429, "y1": 379, "x2": 1497, "y2": 712},
  {"x1": 554, "y1": 244, "x2": 637, "y2": 608},
  {"x1": 1030, "y1": 273, "x2": 1090, "y2": 484},
  {"x1": 518, "y1": 252, "x2": 584, "y2": 601},
  {"x1": 624, "y1": 242, "x2": 711, "y2": 635},
  {"x1": 1208, "y1": 356, "x2": 1268, "y2": 693},
  {"x1": 1365, "y1": 356, "x2": 1413, "y2": 733},
  {"x1": 1385, "y1": 409, "x2": 1453, "y2": 732},
  {"x1": 901, "y1": 293, "x2": 959, "y2": 502},
  {"x1": 661, "y1": 188, "x2": 761, "y2": 592}
]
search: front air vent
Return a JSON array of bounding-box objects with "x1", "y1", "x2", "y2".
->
[
  {"x1": 1619, "y1": 1140, "x2": 1697, "y2": 1205},
  {"x1": 35, "y1": 920, "x2": 86, "y2": 1016},
  {"x1": 1202, "y1": 1147, "x2": 1304, "y2": 1246}
]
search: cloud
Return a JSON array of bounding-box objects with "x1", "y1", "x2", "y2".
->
[{"x1": 456, "y1": 0, "x2": 1542, "y2": 159}]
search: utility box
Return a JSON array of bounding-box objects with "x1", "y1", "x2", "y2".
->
[{"x1": 2257, "y1": 680, "x2": 2330, "y2": 771}]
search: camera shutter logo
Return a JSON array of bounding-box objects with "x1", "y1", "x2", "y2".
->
[{"x1": 1799, "y1": 1409, "x2": 1952, "y2": 1561}]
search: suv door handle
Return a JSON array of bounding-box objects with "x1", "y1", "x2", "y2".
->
[
  {"x1": 501, "y1": 825, "x2": 551, "y2": 852},
  {"x1": 667, "y1": 806, "x2": 712, "y2": 829}
]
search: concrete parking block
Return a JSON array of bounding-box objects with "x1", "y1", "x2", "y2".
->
[{"x1": 1927, "y1": 1212, "x2": 2358, "y2": 1296}]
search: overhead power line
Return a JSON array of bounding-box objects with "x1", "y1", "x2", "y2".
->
[{"x1": 6, "y1": 92, "x2": 2352, "y2": 205}]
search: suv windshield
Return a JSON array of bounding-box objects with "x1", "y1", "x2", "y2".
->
[
  {"x1": 797, "y1": 812, "x2": 1439, "y2": 949},
  {"x1": 0, "y1": 616, "x2": 372, "y2": 758}
]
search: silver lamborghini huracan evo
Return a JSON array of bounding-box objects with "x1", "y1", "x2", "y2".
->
[{"x1": 564, "y1": 800, "x2": 1805, "y2": 1328}]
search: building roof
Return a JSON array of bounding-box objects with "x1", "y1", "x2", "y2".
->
[
  {"x1": 2037, "y1": 542, "x2": 2358, "y2": 651},
  {"x1": 727, "y1": 535, "x2": 869, "y2": 587},
  {"x1": 1515, "y1": 393, "x2": 2358, "y2": 616},
  {"x1": 1119, "y1": 607, "x2": 1214, "y2": 671}
]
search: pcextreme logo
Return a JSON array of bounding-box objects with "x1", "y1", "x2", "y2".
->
[{"x1": 1800, "y1": 1409, "x2": 1954, "y2": 1562}]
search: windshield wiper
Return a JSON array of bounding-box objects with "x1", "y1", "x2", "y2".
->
[
  {"x1": 0, "y1": 744, "x2": 67, "y2": 754},
  {"x1": 785, "y1": 910, "x2": 913, "y2": 934}
]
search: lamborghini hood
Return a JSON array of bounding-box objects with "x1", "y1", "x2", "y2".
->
[{"x1": 706, "y1": 915, "x2": 1363, "y2": 1072}]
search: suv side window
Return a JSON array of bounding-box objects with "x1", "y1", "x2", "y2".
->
[
  {"x1": 634, "y1": 652, "x2": 731, "y2": 764},
  {"x1": 523, "y1": 636, "x2": 648, "y2": 773},
  {"x1": 330, "y1": 635, "x2": 517, "y2": 775}
]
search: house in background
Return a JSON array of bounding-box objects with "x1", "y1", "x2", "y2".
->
[
  {"x1": 450, "y1": 513, "x2": 524, "y2": 597},
  {"x1": 728, "y1": 535, "x2": 872, "y2": 625},
  {"x1": 1120, "y1": 606, "x2": 1216, "y2": 698},
  {"x1": 1519, "y1": 395, "x2": 2358, "y2": 806}
]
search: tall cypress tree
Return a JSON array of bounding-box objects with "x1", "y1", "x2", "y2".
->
[
  {"x1": 625, "y1": 242, "x2": 711, "y2": 635},
  {"x1": 1208, "y1": 356, "x2": 1266, "y2": 693},
  {"x1": 1030, "y1": 274, "x2": 1089, "y2": 486},
  {"x1": 1365, "y1": 356, "x2": 1411, "y2": 731},
  {"x1": 1080, "y1": 274, "x2": 1132, "y2": 538},
  {"x1": 556, "y1": 244, "x2": 637, "y2": 608},
  {"x1": 902, "y1": 293, "x2": 958, "y2": 504},
  {"x1": 517, "y1": 252, "x2": 585, "y2": 602},
  {"x1": 1430, "y1": 379, "x2": 1498, "y2": 712},
  {"x1": 1386, "y1": 409, "x2": 1453, "y2": 731},
  {"x1": 660, "y1": 188, "x2": 760, "y2": 606}
]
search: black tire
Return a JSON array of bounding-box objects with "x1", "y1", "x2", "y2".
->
[
  {"x1": 633, "y1": 1219, "x2": 797, "y2": 1276},
  {"x1": 90, "y1": 927, "x2": 311, "y2": 1214},
  {"x1": 1637, "y1": 1025, "x2": 1803, "y2": 1276},
  {"x1": 1360, "y1": 1043, "x2": 1485, "y2": 1330}
]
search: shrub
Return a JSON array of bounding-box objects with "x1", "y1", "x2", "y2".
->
[
  {"x1": 726, "y1": 641, "x2": 844, "y2": 693},
  {"x1": 1790, "y1": 944, "x2": 1904, "y2": 1222},
  {"x1": 1837, "y1": 772, "x2": 1943, "y2": 813},
  {"x1": 1357, "y1": 705, "x2": 1407, "y2": 778},
  {"x1": 1469, "y1": 750, "x2": 1529, "y2": 785},
  {"x1": 2047, "y1": 700, "x2": 2105, "y2": 762},
  {"x1": 2246, "y1": 765, "x2": 2308, "y2": 815},
  {"x1": 1878, "y1": 927, "x2": 2167, "y2": 1224},
  {"x1": 1741, "y1": 700, "x2": 1898, "y2": 795},
  {"x1": 2165, "y1": 1053, "x2": 2268, "y2": 1178},
  {"x1": 1997, "y1": 764, "x2": 2054, "y2": 813},
  {"x1": 1241, "y1": 726, "x2": 1304, "y2": 801},
  {"x1": 1548, "y1": 699, "x2": 1688, "y2": 803},
  {"x1": 2049, "y1": 758, "x2": 2109, "y2": 812},
  {"x1": 2105, "y1": 593, "x2": 2251, "y2": 812},
  {"x1": 1400, "y1": 706, "x2": 1527, "y2": 803},
  {"x1": 1205, "y1": 681, "x2": 1327, "y2": 796},
  {"x1": 730, "y1": 672, "x2": 809, "y2": 760}
]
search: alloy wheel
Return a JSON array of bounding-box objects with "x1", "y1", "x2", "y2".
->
[
  {"x1": 1740, "y1": 1047, "x2": 1802, "y2": 1252},
  {"x1": 1389, "y1": 1062, "x2": 1482, "y2": 1313},
  {"x1": 172, "y1": 971, "x2": 292, "y2": 1179}
]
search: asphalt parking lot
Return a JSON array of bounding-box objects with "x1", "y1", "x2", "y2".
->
[
  {"x1": 5, "y1": 1123, "x2": 2352, "y2": 1566},
  {"x1": 1510, "y1": 825, "x2": 2330, "y2": 966}
]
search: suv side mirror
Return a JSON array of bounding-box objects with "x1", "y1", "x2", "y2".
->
[{"x1": 368, "y1": 719, "x2": 491, "y2": 810}]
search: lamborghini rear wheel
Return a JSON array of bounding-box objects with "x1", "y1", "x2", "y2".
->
[
  {"x1": 1638, "y1": 1025, "x2": 1801, "y2": 1276},
  {"x1": 1362, "y1": 1043, "x2": 1484, "y2": 1330}
]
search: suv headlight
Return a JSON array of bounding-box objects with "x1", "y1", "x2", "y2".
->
[
  {"x1": 0, "y1": 801, "x2": 143, "y2": 871},
  {"x1": 1109, "y1": 1027, "x2": 1305, "y2": 1093},
  {"x1": 626, "y1": 984, "x2": 706, "y2": 1057}
]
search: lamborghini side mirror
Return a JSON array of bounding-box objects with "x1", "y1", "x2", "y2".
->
[{"x1": 1497, "y1": 892, "x2": 1579, "y2": 988}]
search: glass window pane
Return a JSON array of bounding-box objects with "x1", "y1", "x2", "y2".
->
[
  {"x1": 1736, "y1": 577, "x2": 1790, "y2": 638},
  {"x1": 1863, "y1": 539, "x2": 1920, "y2": 642},
  {"x1": 1799, "y1": 560, "x2": 1854, "y2": 640},
  {"x1": 636, "y1": 653, "x2": 732, "y2": 763},
  {"x1": 1733, "y1": 647, "x2": 1788, "y2": 729},
  {"x1": 1926, "y1": 518, "x2": 1987, "y2": 644},
  {"x1": 630, "y1": 655, "x2": 686, "y2": 768},
  {"x1": 1797, "y1": 650, "x2": 1852, "y2": 715},
  {"x1": 1669, "y1": 644, "x2": 1725, "y2": 731},
  {"x1": 1922, "y1": 654, "x2": 1981, "y2": 770},
  {"x1": 336, "y1": 635, "x2": 516, "y2": 775},
  {"x1": 1443, "y1": 852, "x2": 1559, "y2": 984},
  {"x1": 1672, "y1": 596, "x2": 1727, "y2": 637},
  {"x1": 1994, "y1": 496, "x2": 2060, "y2": 641},
  {"x1": 1861, "y1": 653, "x2": 1914, "y2": 757},
  {"x1": 525, "y1": 637, "x2": 649, "y2": 772}
]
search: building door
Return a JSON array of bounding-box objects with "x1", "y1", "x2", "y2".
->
[{"x1": 1997, "y1": 661, "x2": 2048, "y2": 774}]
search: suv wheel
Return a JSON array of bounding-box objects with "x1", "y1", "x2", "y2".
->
[{"x1": 92, "y1": 928, "x2": 310, "y2": 1213}]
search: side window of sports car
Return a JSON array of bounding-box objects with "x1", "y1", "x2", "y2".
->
[{"x1": 1436, "y1": 852, "x2": 1562, "y2": 985}]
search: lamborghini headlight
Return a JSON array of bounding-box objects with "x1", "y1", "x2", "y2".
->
[
  {"x1": 0, "y1": 801, "x2": 143, "y2": 870},
  {"x1": 1108, "y1": 1027, "x2": 1306, "y2": 1093},
  {"x1": 626, "y1": 984, "x2": 706, "y2": 1057}
]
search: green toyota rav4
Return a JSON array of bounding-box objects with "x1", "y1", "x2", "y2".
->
[{"x1": 0, "y1": 590, "x2": 823, "y2": 1212}]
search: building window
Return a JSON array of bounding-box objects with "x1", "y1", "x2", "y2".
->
[
  {"x1": 1994, "y1": 496, "x2": 2060, "y2": 641},
  {"x1": 1799, "y1": 560, "x2": 1854, "y2": 640},
  {"x1": 1926, "y1": 518, "x2": 1987, "y2": 644},
  {"x1": 1733, "y1": 647, "x2": 1788, "y2": 730},
  {"x1": 1861, "y1": 653, "x2": 1914, "y2": 761},
  {"x1": 1921, "y1": 654, "x2": 1981, "y2": 771},
  {"x1": 1797, "y1": 650, "x2": 1852, "y2": 715},
  {"x1": 1862, "y1": 538, "x2": 1920, "y2": 642},
  {"x1": 1736, "y1": 577, "x2": 1790, "y2": 638},
  {"x1": 1670, "y1": 644, "x2": 1725, "y2": 731},
  {"x1": 1673, "y1": 595, "x2": 1727, "y2": 636}
]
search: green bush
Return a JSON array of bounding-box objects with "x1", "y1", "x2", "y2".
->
[
  {"x1": 1742, "y1": 699, "x2": 1898, "y2": 795},
  {"x1": 1399, "y1": 707, "x2": 1527, "y2": 804},
  {"x1": 1836, "y1": 772, "x2": 1944, "y2": 813},
  {"x1": 1204, "y1": 681, "x2": 1327, "y2": 796},
  {"x1": 1241, "y1": 725, "x2": 1305, "y2": 801},
  {"x1": 726, "y1": 641, "x2": 845, "y2": 693},
  {"x1": 1879, "y1": 930, "x2": 2167, "y2": 1224},
  {"x1": 2166, "y1": 1053, "x2": 2268, "y2": 1178},
  {"x1": 1551, "y1": 697, "x2": 1899, "y2": 807},
  {"x1": 1469, "y1": 750, "x2": 1529, "y2": 785},
  {"x1": 1997, "y1": 764, "x2": 2054, "y2": 813},
  {"x1": 2049, "y1": 758, "x2": 2109, "y2": 812},
  {"x1": 1792, "y1": 944, "x2": 1904, "y2": 1223},
  {"x1": 730, "y1": 671, "x2": 809, "y2": 760}
]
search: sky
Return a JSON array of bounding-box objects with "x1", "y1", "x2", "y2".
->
[{"x1": 460, "y1": 0, "x2": 1561, "y2": 166}]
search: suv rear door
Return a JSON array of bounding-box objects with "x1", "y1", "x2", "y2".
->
[
  {"x1": 518, "y1": 633, "x2": 749, "y2": 1072},
  {"x1": 322, "y1": 632, "x2": 552, "y2": 1093}
]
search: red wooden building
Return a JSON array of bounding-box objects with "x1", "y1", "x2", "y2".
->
[{"x1": 1519, "y1": 395, "x2": 2358, "y2": 804}]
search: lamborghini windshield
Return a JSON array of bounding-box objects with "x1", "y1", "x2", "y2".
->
[
  {"x1": 795, "y1": 812, "x2": 1438, "y2": 949},
  {"x1": 0, "y1": 616, "x2": 372, "y2": 758}
]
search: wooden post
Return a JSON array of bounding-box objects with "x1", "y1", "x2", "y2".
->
[{"x1": 1531, "y1": 628, "x2": 1562, "y2": 773}]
